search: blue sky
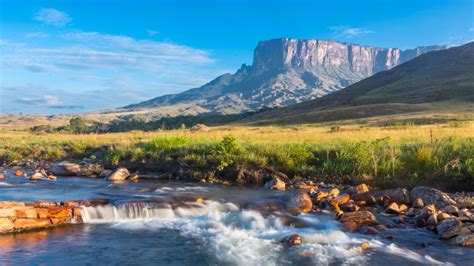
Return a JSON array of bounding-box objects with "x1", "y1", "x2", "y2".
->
[{"x1": 1, "y1": 0, "x2": 473, "y2": 114}]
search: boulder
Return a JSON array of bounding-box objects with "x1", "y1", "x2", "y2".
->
[
  {"x1": 359, "y1": 241, "x2": 370, "y2": 251},
  {"x1": 343, "y1": 221, "x2": 358, "y2": 232},
  {"x1": 314, "y1": 191, "x2": 329, "y2": 201},
  {"x1": 48, "y1": 175, "x2": 57, "y2": 180},
  {"x1": 0, "y1": 218, "x2": 14, "y2": 233},
  {"x1": 340, "y1": 211, "x2": 378, "y2": 226},
  {"x1": 443, "y1": 205, "x2": 459, "y2": 216},
  {"x1": 30, "y1": 172, "x2": 45, "y2": 180},
  {"x1": 459, "y1": 209, "x2": 474, "y2": 222},
  {"x1": 420, "y1": 204, "x2": 437, "y2": 219},
  {"x1": 0, "y1": 173, "x2": 5, "y2": 179},
  {"x1": 329, "y1": 194, "x2": 350, "y2": 207},
  {"x1": 13, "y1": 218, "x2": 51, "y2": 231},
  {"x1": 426, "y1": 214, "x2": 438, "y2": 226},
  {"x1": 437, "y1": 212, "x2": 451, "y2": 221},
  {"x1": 340, "y1": 201, "x2": 360, "y2": 212},
  {"x1": 385, "y1": 202, "x2": 400, "y2": 214},
  {"x1": 264, "y1": 177, "x2": 286, "y2": 191},
  {"x1": 413, "y1": 198, "x2": 424, "y2": 208},
  {"x1": 190, "y1": 124, "x2": 210, "y2": 132},
  {"x1": 107, "y1": 167, "x2": 130, "y2": 181},
  {"x1": 289, "y1": 192, "x2": 313, "y2": 214},
  {"x1": 355, "y1": 183, "x2": 369, "y2": 194},
  {"x1": 281, "y1": 234, "x2": 302, "y2": 246},
  {"x1": 78, "y1": 163, "x2": 103, "y2": 176},
  {"x1": 99, "y1": 169, "x2": 113, "y2": 177},
  {"x1": 358, "y1": 226, "x2": 379, "y2": 235},
  {"x1": 352, "y1": 188, "x2": 410, "y2": 205},
  {"x1": 329, "y1": 188, "x2": 340, "y2": 198},
  {"x1": 294, "y1": 182, "x2": 317, "y2": 191},
  {"x1": 410, "y1": 187, "x2": 456, "y2": 209},
  {"x1": 436, "y1": 218, "x2": 463, "y2": 239},
  {"x1": 15, "y1": 170, "x2": 24, "y2": 176},
  {"x1": 48, "y1": 162, "x2": 81, "y2": 176},
  {"x1": 454, "y1": 234, "x2": 474, "y2": 247}
]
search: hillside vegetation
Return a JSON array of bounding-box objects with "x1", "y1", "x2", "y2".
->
[{"x1": 1, "y1": 123, "x2": 473, "y2": 190}]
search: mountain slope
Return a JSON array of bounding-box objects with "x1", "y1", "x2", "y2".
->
[
  {"x1": 123, "y1": 38, "x2": 445, "y2": 115},
  {"x1": 243, "y1": 42, "x2": 474, "y2": 124}
]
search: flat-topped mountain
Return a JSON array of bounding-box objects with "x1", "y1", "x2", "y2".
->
[
  {"x1": 243, "y1": 41, "x2": 474, "y2": 124},
  {"x1": 123, "y1": 38, "x2": 446, "y2": 115}
]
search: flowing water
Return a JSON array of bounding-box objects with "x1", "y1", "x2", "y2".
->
[{"x1": 0, "y1": 176, "x2": 472, "y2": 265}]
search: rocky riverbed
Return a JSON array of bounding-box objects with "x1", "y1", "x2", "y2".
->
[{"x1": 0, "y1": 161, "x2": 473, "y2": 264}]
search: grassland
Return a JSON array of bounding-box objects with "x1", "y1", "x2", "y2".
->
[{"x1": 1, "y1": 121, "x2": 473, "y2": 191}]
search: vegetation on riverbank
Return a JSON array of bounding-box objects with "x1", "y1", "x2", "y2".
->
[{"x1": 1, "y1": 123, "x2": 473, "y2": 190}]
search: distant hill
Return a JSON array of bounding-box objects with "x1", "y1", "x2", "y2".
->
[
  {"x1": 242, "y1": 42, "x2": 474, "y2": 124},
  {"x1": 122, "y1": 38, "x2": 445, "y2": 116}
]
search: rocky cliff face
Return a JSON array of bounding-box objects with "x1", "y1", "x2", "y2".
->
[{"x1": 123, "y1": 38, "x2": 446, "y2": 115}]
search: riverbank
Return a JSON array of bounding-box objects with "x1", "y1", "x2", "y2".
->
[{"x1": 1, "y1": 123, "x2": 473, "y2": 190}]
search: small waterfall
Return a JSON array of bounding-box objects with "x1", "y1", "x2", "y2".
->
[{"x1": 80, "y1": 200, "x2": 239, "y2": 223}]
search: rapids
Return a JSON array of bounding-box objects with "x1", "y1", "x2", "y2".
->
[{"x1": 0, "y1": 176, "x2": 472, "y2": 265}]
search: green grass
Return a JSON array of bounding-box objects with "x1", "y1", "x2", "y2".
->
[{"x1": 1, "y1": 127, "x2": 473, "y2": 191}]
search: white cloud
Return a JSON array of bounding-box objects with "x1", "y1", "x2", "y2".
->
[
  {"x1": 25, "y1": 32, "x2": 49, "y2": 38},
  {"x1": 34, "y1": 8, "x2": 71, "y2": 26},
  {"x1": 17, "y1": 95, "x2": 61, "y2": 106},
  {"x1": 147, "y1": 29, "x2": 160, "y2": 36},
  {"x1": 330, "y1": 26, "x2": 375, "y2": 38}
]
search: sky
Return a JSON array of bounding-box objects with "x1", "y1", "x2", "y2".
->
[{"x1": 0, "y1": 0, "x2": 473, "y2": 114}]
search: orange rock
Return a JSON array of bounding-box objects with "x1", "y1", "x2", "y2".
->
[
  {"x1": 35, "y1": 200, "x2": 59, "y2": 208},
  {"x1": 35, "y1": 209, "x2": 49, "y2": 219},
  {"x1": 0, "y1": 174, "x2": 5, "y2": 179},
  {"x1": 315, "y1": 191, "x2": 329, "y2": 201},
  {"x1": 0, "y1": 218, "x2": 14, "y2": 233},
  {"x1": 330, "y1": 194, "x2": 350, "y2": 206},
  {"x1": 195, "y1": 197, "x2": 206, "y2": 203},
  {"x1": 360, "y1": 241, "x2": 370, "y2": 251},
  {"x1": 47, "y1": 208, "x2": 71, "y2": 219},
  {"x1": 15, "y1": 209, "x2": 37, "y2": 219},
  {"x1": 0, "y1": 201, "x2": 26, "y2": 208},
  {"x1": 355, "y1": 183, "x2": 369, "y2": 194},
  {"x1": 50, "y1": 217, "x2": 68, "y2": 226},
  {"x1": 329, "y1": 188, "x2": 340, "y2": 198},
  {"x1": 73, "y1": 208, "x2": 83, "y2": 217},
  {"x1": 289, "y1": 192, "x2": 313, "y2": 214},
  {"x1": 343, "y1": 220, "x2": 358, "y2": 232},
  {"x1": 15, "y1": 170, "x2": 24, "y2": 176},
  {"x1": 340, "y1": 211, "x2": 378, "y2": 226},
  {"x1": 13, "y1": 218, "x2": 51, "y2": 231},
  {"x1": 0, "y1": 208, "x2": 15, "y2": 218},
  {"x1": 63, "y1": 201, "x2": 76, "y2": 208}
]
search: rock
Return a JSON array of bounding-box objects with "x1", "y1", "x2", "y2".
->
[
  {"x1": 426, "y1": 214, "x2": 438, "y2": 226},
  {"x1": 385, "y1": 202, "x2": 400, "y2": 214},
  {"x1": 48, "y1": 175, "x2": 57, "y2": 180},
  {"x1": 0, "y1": 208, "x2": 15, "y2": 218},
  {"x1": 128, "y1": 174, "x2": 140, "y2": 181},
  {"x1": 107, "y1": 167, "x2": 130, "y2": 182},
  {"x1": 30, "y1": 172, "x2": 45, "y2": 180},
  {"x1": 264, "y1": 177, "x2": 286, "y2": 191},
  {"x1": 355, "y1": 183, "x2": 369, "y2": 194},
  {"x1": 48, "y1": 162, "x2": 82, "y2": 176},
  {"x1": 340, "y1": 201, "x2": 360, "y2": 212},
  {"x1": 343, "y1": 221, "x2": 358, "y2": 232},
  {"x1": 13, "y1": 218, "x2": 51, "y2": 231},
  {"x1": 0, "y1": 218, "x2": 14, "y2": 233},
  {"x1": 329, "y1": 194, "x2": 350, "y2": 207},
  {"x1": 454, "y1": 234, "x2": 474, "y2": 247},
  {"x1": 459, "y1": 209, "x2": 474, "y2": 222},
  {"x1": 15, "y1": 170, "x2": 24, "y2": 176},
  {"x1": 443, "y1": 205, "x2": 459, "y2": 216},
  {"x1": 314, "y1": 191, "x2": 329, "y2": 201},
  {"x1": 47, "y1": 208, "x2": 71, "y2": 219},
  {"x1": 34, "y1": 200, "x2": 59, "y2": 208},
  {"x1": 340, "y1": 211, "x2": 378, "y2": 226},
  {"x1": 294, "y1": 182, "x2": 317, "y2": 191},
  {"x1": 0, "y1": 201, "x2": 26, "y2": 208},
  {"x1": 190, "y1": 124, "x2": 210, "y2": 132},
  {"x1": 359, "y1": 241, "x2": 370, "y2": 251},
  {"x1": 405, "y1": 208, "x2": 416, "y2": 217},
  {"x1": 410, "y1": 186, "x2": 456, "y2": 209},
  {"x1": 421, "y1": 204, "x2": 437, "y2": 219},
  {"x1": 437, "y1": 212, "x2": 451, "y2": 221},
  {"x1": 436, "y1": 218, "x2": 463, "y2": 239},
  {"x1": 398, "y1": 204, "x2": 408, "y2": 213},
  {"x1": 329, "y1": 188, "x2": 340, "y2": 198},
  {"x1": 0, "y1": 174, "x2": 5, "y2": 179},
  {"x1": 50, "y1": 217, "x2": 68, "y2": 226},
  {"x1": 358, "y1": 226, "x2": 378, "y2": 235},
  {"x1": 282, "y1": 234, "x2": 302, "y2": 246},
  {"x1": 15, "y1": 209, "x2": 37, "y2": 219},
  {"x1": 78, "y1": 163, "x2": 103, "y2": 176},
  {"x1": 35, "y1": 209, "x2": 49, "y2": 219},
  {"x1": 352, "y1": 188, "x2": 410, "y2": 205},
  {"x1": 99, "y1": 169, "x2": 113, "y2": 177},
  {"x1": 289, "y1": 191, "x2": 313, "y2": 214},
  {"x1": 413, "y1": 198, "x2": 424, "y2": 208}
]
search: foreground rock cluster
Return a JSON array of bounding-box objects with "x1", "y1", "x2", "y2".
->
[
  {"x1": 0, "y1": 199, "x2": 110, "y2": 234},
  {"x1": 267, "y1": 178, "x2": 474, "y2": 247}
]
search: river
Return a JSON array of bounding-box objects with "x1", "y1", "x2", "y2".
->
[{"x1": 0, "y1": 177, "x2": 472, "y2": 265}]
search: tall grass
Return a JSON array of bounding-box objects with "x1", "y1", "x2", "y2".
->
[{"x1": 1, "y1": 123, "x2": 473, "y2": 189}]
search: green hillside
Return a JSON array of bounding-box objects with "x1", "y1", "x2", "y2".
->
[{"x1": 244, "y1": 42, "x2": 474, "y2": 124}]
